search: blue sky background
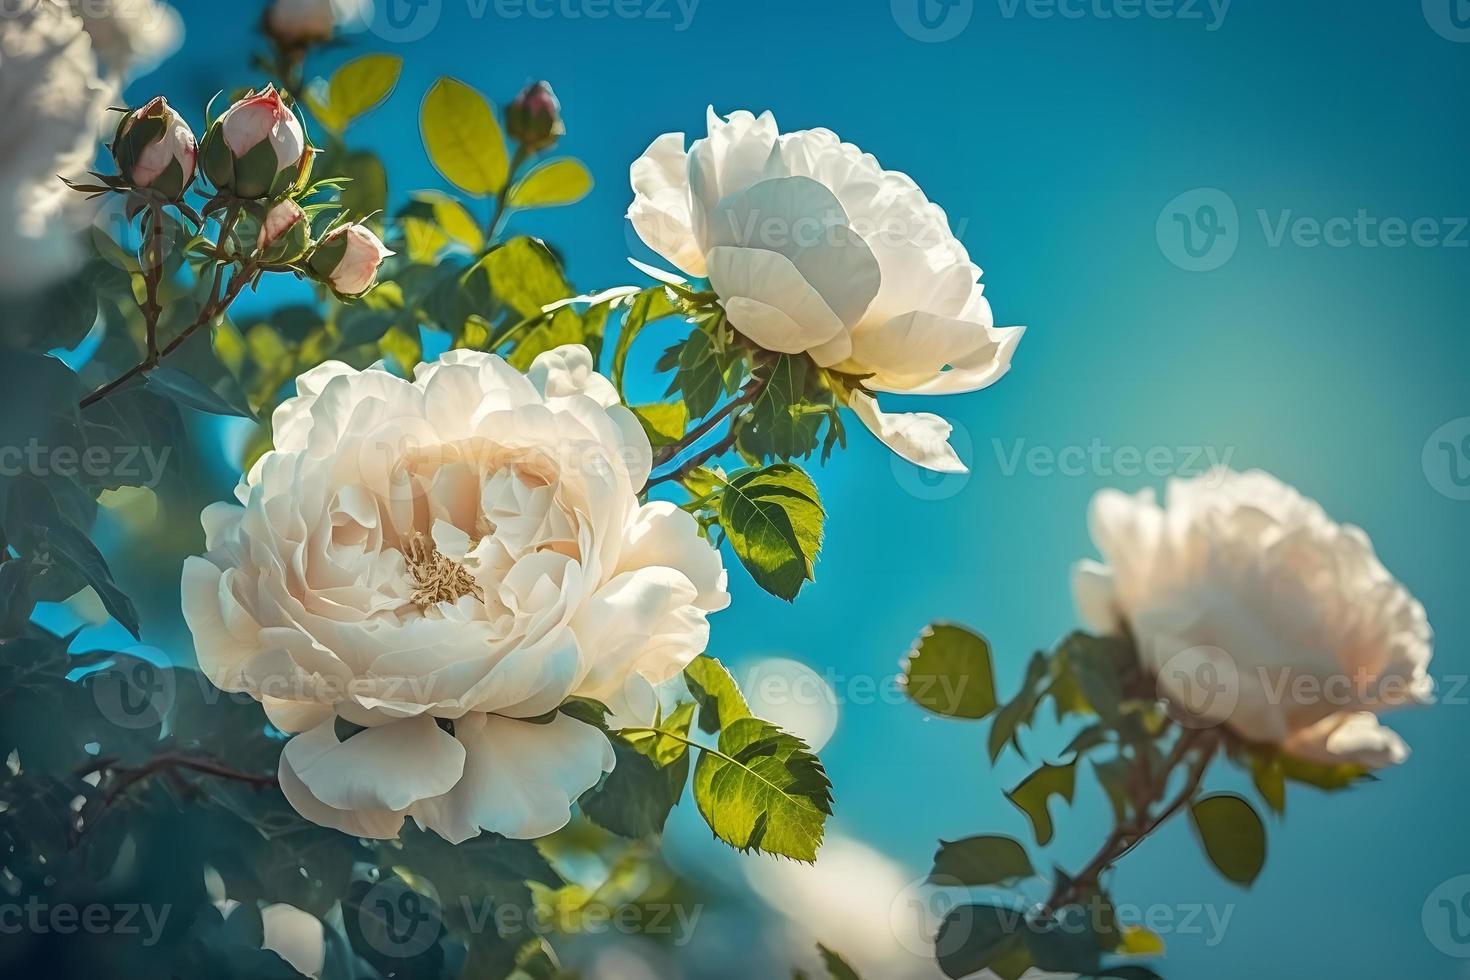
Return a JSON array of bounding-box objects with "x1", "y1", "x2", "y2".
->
[{"x1": 81, "y1": 0, "x2": 1470, "y2": 975}]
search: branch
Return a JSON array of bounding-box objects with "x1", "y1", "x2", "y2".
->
[
  {"x1": 1044, "y1": 728, "x2": 1218, "y2": 912},
  {"x1": 643, "y1": 377, "x2": 766, "y2": 490},
  {"x1": 74, "y1": 752, "x2": 278, "y2": 842}
]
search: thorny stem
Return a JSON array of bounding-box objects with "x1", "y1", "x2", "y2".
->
[
  {"x1": 1043, "y1": 728, "x2": 1219, "y2": 913},
  {"x1": 74, "y1": 752, "x2": 278, "y2": 842},
  {"x1": 79, "y1": 206, "x2": 251, "y2": 411}
]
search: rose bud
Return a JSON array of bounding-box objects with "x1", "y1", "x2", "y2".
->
[
  {"x1": 308, "y1": 224, "x2": 393, "y2": 296},
  {"x1": 200, "y1": 85, "x2": 310, "y2": 200},
  {"x1": 111, "y1": 96, "x2": 196, "y2": 200},
  {"x1": 506, "y1": 81, "x2": 565, "y2": 152},
  {"x1": 264, "y1": 0, "x2": 336, "y2": 47},
  {"x1": 257, "y1": 198, "x2": 310, "y2": 264}
]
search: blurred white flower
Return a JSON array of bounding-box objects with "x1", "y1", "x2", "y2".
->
[
  {"x1": 628, "y1": 108, "x2": 1024, "y2": 472},
  {"x1": 745, "y1": 833, "x2": 941, "y2": 978},
  {"x1": 1073, "y1": 468, "x2": 1433, "y2": 769},
  {"x1": 0, "y1": 1, "x2": 182, "y2": 295},
  {"x1": 260, "y1": 903, "x2": 326, "y2": 979},
  {"x1": 183, "y1": 346, "x2": 728, "y2": 843},
  {"x1": 66, "y1": 0, "x2": 183, "y2": 76}
]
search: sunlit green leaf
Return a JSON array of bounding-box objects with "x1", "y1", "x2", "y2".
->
[
  {"x1": 684, "y1": 656, "x2": 751, "y2": 735},
  {"x1": 316, "y1": 53, "x2": 402, "y2": 134},
  {"x1": 717, "y1": 463, "x2": 824, "y2": 601},
  {"x1": 693, "y1": 718, "x2": 832, "y2": 862},
  {"x1": 1005, "y1": 761, "x2": 1076, "y2": 846},
  {"x1": 507, "y1": 158, "x2": 593, "y2": 208},
  {"x1": 420, "y1": 77, "x2": 509, "y2": 196}
]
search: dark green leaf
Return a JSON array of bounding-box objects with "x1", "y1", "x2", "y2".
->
[
  {"x1": 988, "y1": 653, "x2": 1049, "y2": 763},
  {"x1": 737, "y1": 355, "x2": 822, "y2": 461},
  {"x1": 1189, "y1": 793, "x2": 1267, "y2": 886},
  {"x1": 1005, "y1": 761, "x2": 1076, "y2": 846},
  {"x1": 146, "y1": 366, "x2": 255, "y2": 418},
  {"x1": 717, "y1": 463, "x2": 824, "y2": 601},
  {"x1": 929, "y1": 835, "x2": 1034, "y2": 886},
  {"x1": 817, "y1": 944, "x2": 861, "y2": 980},
  {"x1": 902, "y1": 623, "x2": 997, "y2": 719},
  {"x1": 935, "y1": 904, "x2": 1029, "y2": 980}
]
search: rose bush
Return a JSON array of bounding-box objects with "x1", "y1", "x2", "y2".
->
[
  {"x1": 182, "y1": 345, "x2": 729, "y2": 841},
  {"x1": 628, "y1": 108, "x2": 1025, "y2": 472},
  {"x1": 1072, "y1": 468, "x2": 1434, "y2": 768}
]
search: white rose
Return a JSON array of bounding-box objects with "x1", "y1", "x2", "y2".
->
[
  {"x1": 182, "y1": 346, "x2": 729, "y2": 842},
  {"x1": 628, "y1": 108, "x2": 1025, "y2": 473},
  {"x1": 1072, "y1": 469, "x2": 1433, "y2": 769}
]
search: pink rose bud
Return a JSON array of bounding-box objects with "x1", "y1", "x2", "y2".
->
[
  {"x1": 112, "y1": 96, "x2": 197, "y2": 200},
  {"x1": 257, "y1": 198, "x2": 309, "y2": 263},
  {"x1": 201, "y1": 85, "x2": 310, "y2": 199},
  {"x1": 506, "y1": 81, "x2": 565, "y2": 152},
  {"x1": 309, "y1": 224, "x2": 393, "y2": 296},
  {"x1": 265, "y1": 0, "x2": 337, "y2": 47}
]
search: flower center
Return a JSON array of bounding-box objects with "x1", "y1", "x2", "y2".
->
[{"x1": 404, "y1": 535, "x2": 482, "y2": 608}]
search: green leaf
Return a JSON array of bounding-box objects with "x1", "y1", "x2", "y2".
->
[
  {"x1": 1005, "y1": 761, "x2": 1077, "y2": 846},
  {"x1": 318, "y1": 54, "x2": 402, "y2": 133},
  {"x1": 1023, "y1": 905, "x2": 1103, "y2": 974},
  {"x1": 817, "y1": 944, "x2": 861, "y2": 980},
  {"x1": 580, "y1": 703, "x2": 694, "y2": 838},
  {"x1": 1249, "y1": 751, "x2": 1286, "y2": 815},
  {"x1": 420, "y1": 77, "x2": 509, "y2": 196},
  {"x1": 1189, "y1": 793, "x2": 1267, "y2": 886},
  {"x1": 935, "y1": 904, "x2": 1029, "y2": 980},
  {"x1": 901, "y1": 623, "x2": 997, "y2": 719},
  {"x1": 988, "y1": 652, "x2": 1049, "y2": 763},
  {"x1": 1117, "y1": 925, "x2": 1167, "y2": 956},
  {"x1": 1048, "y1": 632, "x2": 1132, "y2": 723},
  {"x1": 469, "y1": 236, "x2": 572, "y2": 318},
  {"x1": 507, "y1": 158, "x2": 593, "y2": 208},
  {"x1": 1280, "y1": 753, "x2": 1371, "y2": 790},
  {"x1": 1093, "y1": 757, "x2": 1134, "y2": 823},
  {"x1": 38, "y1": 523, "x2": 140, "y2": 639},
  {"x1": 693, "y1": 717, "x2": 832, "y2": 862},
  {"x1": 684, "y1": 655, "x2": 751, "y2": 735},
  {"x1": 717, "y1": 463, "x2": 824, "y2": 601},
  {"x1": 612, "y1": 286, "x2": 680, "y2": 394},
  {"x1": 630, "y1": 401, "x2": 688, "y2": 448},
  {"x1": 413, "y1": 190, "x2": 485, "y2": 253},
  {"x1": 738, "y1": 355, "x2": 822, "y2": 461},
  {"x1": 929, "y1": 835, "x2": 1034, "y2": 886},
  {"x1": 668, "y1": 326, "x2": 740, "y2": 419},
  {"x1": 146, "y1": 366, "x2": 255, "y2": 418}
]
